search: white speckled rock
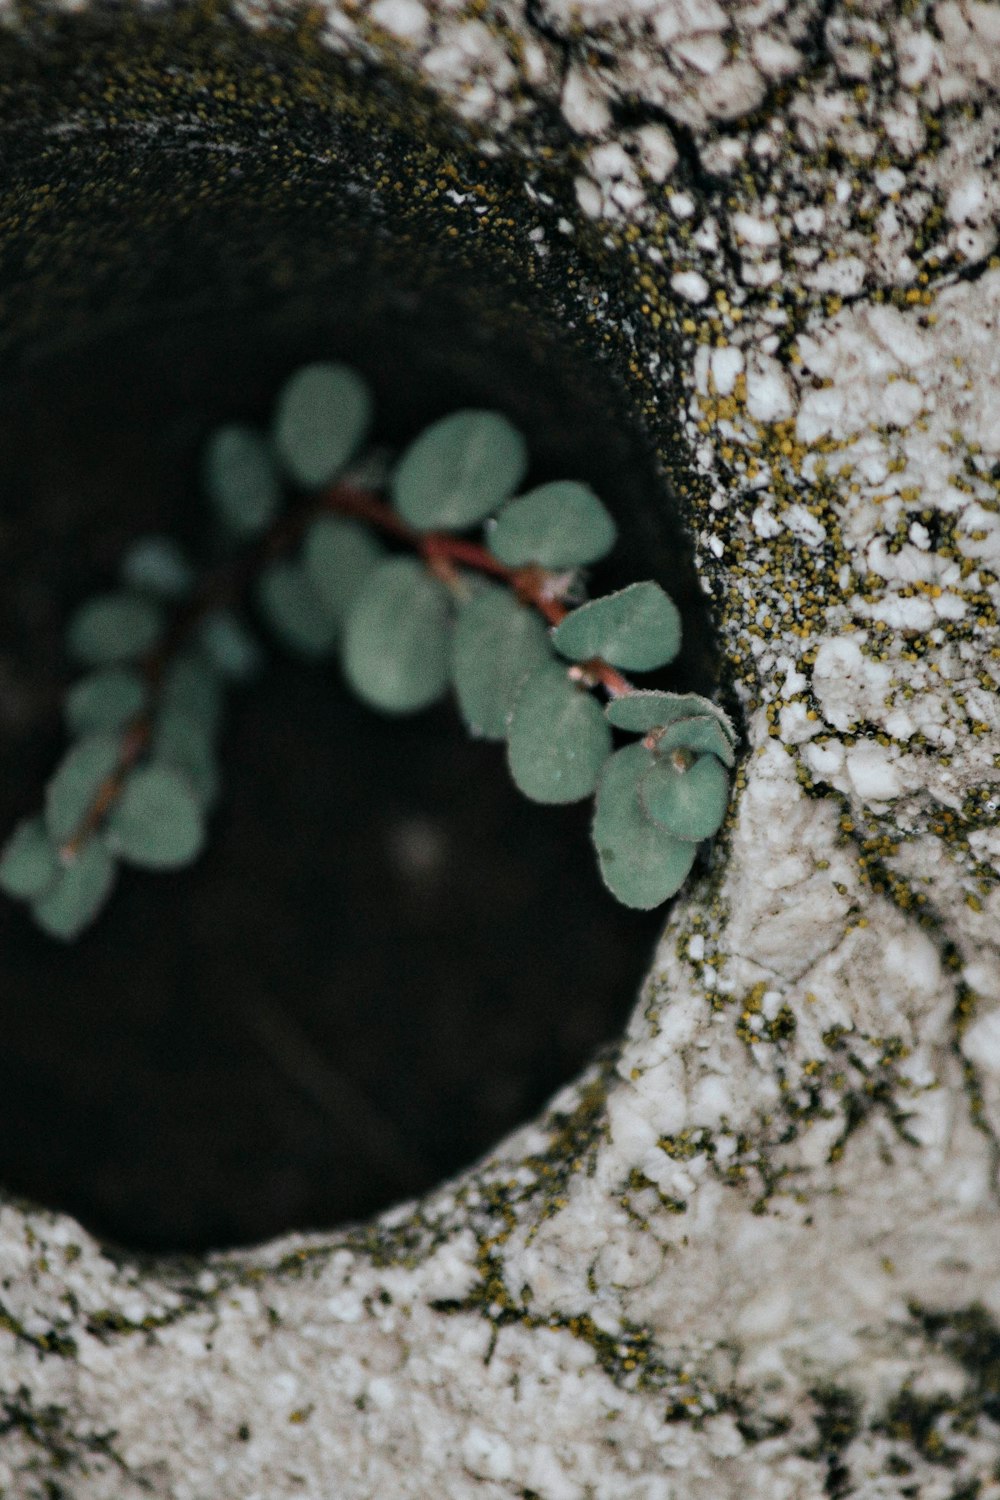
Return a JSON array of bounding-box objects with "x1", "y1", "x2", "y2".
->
[{"x1": 2, "y1": 1, "x2": 1000, "y2": 1496}]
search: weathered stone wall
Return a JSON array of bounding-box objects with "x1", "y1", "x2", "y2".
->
[{"x1": 1, "y1": 0, "x2": 999, "y2": 1495}]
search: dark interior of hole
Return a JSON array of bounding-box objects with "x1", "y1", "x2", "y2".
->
[{"x1": 0, "y1": 18, "x2": 720, "y2": 1253}]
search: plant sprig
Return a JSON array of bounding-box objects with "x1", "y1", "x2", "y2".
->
[{"x1": 0, "y1": 362, "x2": 736, "y2": 939}]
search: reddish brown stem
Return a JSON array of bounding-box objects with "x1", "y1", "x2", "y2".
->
[
  {"x1": 325, "y1": 491, "x2": 635, "y2": 698},
  {"x1": 62, "y1": 721, "x2": 154, "y2": 857},
  {"x1": 61, "y1": 478, "x2": 636, "y2": 857}
]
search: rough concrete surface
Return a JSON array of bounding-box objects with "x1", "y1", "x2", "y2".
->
[{"x1": 2, "y1": 0, "x2": 1000, "y2": 1496}]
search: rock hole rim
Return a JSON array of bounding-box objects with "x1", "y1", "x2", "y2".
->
[{"x1": 0, "y1": 12, "x2": 719, "y2": 1253}]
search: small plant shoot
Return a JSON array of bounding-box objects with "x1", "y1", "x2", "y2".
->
[{"x1": 0, "y1": 361, "x2": 736, "y2": 937}]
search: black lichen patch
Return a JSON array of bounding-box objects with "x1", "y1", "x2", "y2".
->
[
  {"x1": 877, "y1": 1387, "x2": 963, "y2": 1469},
  {"x1": 867, "y1": 1304, "x2": 1000, "y2": 1482},
  {"x1": 801, "y1": 1385, "x2": 862, "y2": 1499},
  {"x1": 0, "y1": 1383, "x2": 136, "y2": 1496},
  {"x1": 914, "y1": 1302, "x2": 1000, "y2": 1429}
]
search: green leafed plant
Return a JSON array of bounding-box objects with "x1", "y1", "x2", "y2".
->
[{"x1": 0, "y1": 362, "x2": 736, "y2": 938}]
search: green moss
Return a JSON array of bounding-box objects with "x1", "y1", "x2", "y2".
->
[
  {"x1": 735, "y1": 990, "x2": 798, "y2": 1046},
  {"x1": 0, "y1": 1301, "x2": 76, "y2": 1359},
  {"x1": 517, "y1": 1061, "x2": 616, "y2": 1218},
  {"x1": 621, "y1": 1168, "x2": 687, "y2": 1229}
]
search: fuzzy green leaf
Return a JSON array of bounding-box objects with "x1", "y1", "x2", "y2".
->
[
  {"x1": 107, "y1": 763, "x2": 205, "y2": 870},
  {"x1": 552, "y1": 582, "x2": 681, "y2": 672},
  {"x1": 153, "y1": 708, "x2": 219, "y2": 809},
  {"x1": 161, "y1": 655, "x2": 225, "y2": 738},
  {"x1": 592, "y1": 743, "x2": 697, "y2": 910},
  {"x1": 45, "y1": 735, "x2": 122, "y2": 844},
  {"x1": 655, "y1": 715, "x2": 736, "y2": 769},
  {"x1": 342, "y1": 557, "x2": 451, "y2": 713},
  {"x1": 202, "y1": 424, "x2": 282, "y2": 538},
  {"x1": 257, "y1": 559, "x2": 338, "y2": 658},
  {"x1": 605, "y1": 690, "x2": 736, "y2": 743},
  {"x1": 639, "y1": 752, "x2": 729, "y2": 841},
  {"x1": 197, "y1": 609, "x2": 263, "y2": 682},
  {"x1": 451, "y1": 583, "x2": 553, "y2": 740},
  {"x1": 65, "y1": 668, "x2": 147, "y2": 736},
  {"x1": 30, "y1": 837, "x2": 116, "y2": 941},
  {"x1": 66, "y1": 592, "x2": 166, "y2": 668},
  {"x1": 392, "y1": 410, "x2": 528, "y2": 532},
  {"x1": 121, "y1": 536, "x2": 194, "y2": 599},
  {"x1": 303, "y1": 515, "x2": 384, "y2": 628},
  {"x1": 0, "y1": 817, "x2": 60, "y2": 900},
  {"x1": 506, "y1": 663, "x2": 612, "y2": 804},
  {"x1": 488, "y1": 481, "x2": 617, "y2": 568},
  {"x1": 272, "y1": 363, "x2": 372, "y2": 488}
]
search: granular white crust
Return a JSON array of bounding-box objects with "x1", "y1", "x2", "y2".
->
[{"x1": 2, "y1": 1, "x2": 1000, "y2": 1496}]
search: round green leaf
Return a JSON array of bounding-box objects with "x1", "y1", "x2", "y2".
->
[
  {"x1": 488, "y1": 481, "x2": 617, "y2": 568},
  {"x1": 592, "y1": 743, "x2": 697, "y2": 910},
  {"x1": 121, "y1": 536, "x2": 194, "y2": 599},
  {"x1": 342, "y1": 557, "x2": 451, "y2": 714},
  {"x1": 272, "y1": 363, "x2": 372, "y2": 488},
  {"x1": 0, "y1": 817, "x2": 59, "y2": 900},
  {"x1": 639, "y1": 752, "x2": 730, "y2": 841},
  {"x1": 197, "y1": 609, "x2": 263, "y2": 682},
  {"x1": 65, "y1": 668, "x2": 147, "y2": 736},
  {"x1": 605, "y1": 690, "x2": 736, "y2": 744},
  {"x1": 66, "y1": 592, "x2": 166, "y2": 667},
  {"x1": 303, "y1": 515, "x2": 384, "y2": 627},
  {"x1": 655, "y1": 715, "x2": 736, "y2": 769},
  {"x1": 451, "y1": 583, "x2": 553, "y2": 740},
  {"x1": 202, "y1": 423, "x2": 282, "y2": 538},
  {"x1": 257, "y1": 559, "x2": 338, "y2": 658},
  {"x1": 31, "y1": 836, "x2": 116, "y2": 941},
  {"x1": 153, "y1": 708, "x2": 220, "y2": 809},
  {"x1": 391, "y1": 410, "x2": 528, "y2": 533},
  {"x1": 107, "y1": 763, "x2": 206, "y2": 870},
  {"x1": 45, "y1": 735, "x2": 122, "y2": 844},
  {"x1": 506, "y1": 663, "x2": 612, "y2": 804},
  {"x1": 161, "y1": 654, "x2": 225, "y2": 738},
  {"x1": 552, "y1": 582, "x2": 681, "y2": 672}
]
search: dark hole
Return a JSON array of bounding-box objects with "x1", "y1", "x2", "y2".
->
[{"x1": 0, "y1": 293, "x2": 712, "y2": 1254}]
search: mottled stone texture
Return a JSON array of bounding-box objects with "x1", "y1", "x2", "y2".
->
[{"x1": 2, "y1": 0, "x2": 1000, "y2": 1496}]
